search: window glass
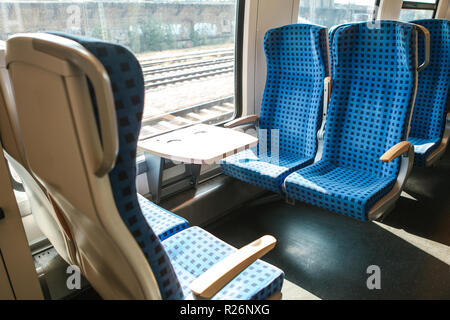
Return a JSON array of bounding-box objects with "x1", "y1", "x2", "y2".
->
[
  {"x1": 400, "y1": 8, "x2": 434, "y2": 20},
  {"x1": 298, "y1": 0, "x2": 376, "y2": 29},
  {"x1": 0, "y1": 0, "x2": 238, "y2": 138}
]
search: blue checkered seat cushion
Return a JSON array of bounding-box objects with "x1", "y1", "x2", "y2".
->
[
  {"x1": 221, "y1": 148, "x2": 315, "y2": 193},
  {"x1": 408, "y1": 19, "x2": 450, "y2": 167},
  {"x1": 51, "y1": 33, "x2": 284, "y2": 300},
  {"x1": 162, "y1": 226, "x2": 284, "y2": 300},
  {"x1": 285, "y1": 161, "x2": 397, "y2": 220},
  {"x1": 284, "y1": 21, "x2": 418, "y2": 221},
  {"x1": 138, "y1": 194, "x2": 188, "y2": 241},
  {"x1": 221, "y1": 24, "x2": 329, "y2": 193},
  {"x1": 408, "y1": 137, "x2": 442, "y2": 166}
]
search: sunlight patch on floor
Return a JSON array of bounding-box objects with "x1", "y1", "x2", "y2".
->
[
  {"x1": 281, "y1": 279, "x2": 321, "y2": 300},
  {"x1": 400, "y1": 191, "x2": 418, "y2": 201},
  {"x1": 375, "y1": 222, "x2": 450, "y2": 266}
]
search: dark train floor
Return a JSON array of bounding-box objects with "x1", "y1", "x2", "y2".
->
[{"x1": 205, "y1": 150, "x2": 450, "y2": 300}]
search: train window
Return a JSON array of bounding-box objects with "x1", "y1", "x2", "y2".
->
[
  {"x1": 0, "y1": 1, "x2": 240, "y2": 138},
  {"x1": 400, "y1": 1, "x2": 439, "y2": 20},
  {"x1": 399, "y1": 8, "x2": 434, "y2": 20},
  {"x1": 298, "y1": 0, "x2": 376, "y2": 29}
]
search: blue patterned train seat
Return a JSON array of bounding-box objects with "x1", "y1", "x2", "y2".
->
[
  {"x1": 284, "y1": 21, "x2": 419, "y2": 221},
  {"x1": 408, "y1": 19, "x2": 450, "y2": 167},
  {"x1": 49, "y1": 33, "x2": 284, "y2": 300},
  {"x1": 162, "y1": 227, "x2": 284, "y2": 300},
  {"x1": 220, "y1": 24, "x2": 330, "y2": 193}
]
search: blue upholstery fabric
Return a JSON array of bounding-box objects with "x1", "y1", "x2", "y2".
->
[
  {"x1": 50, "y1": 33, "x2": 284, "y2": 300},
  {"x1": 221, "y1": 24, "x2": 329, "y2": 193},
  {"x1": 49, "y1": 32, "x2": 185, "y2": 300},
  {"x1": 328, "y1": 23, "x2": 351, "y2": 72},
  {"x1": 408, "y1": 19, "x2": 450, "y2": 166},
  {"x1": 285, "y1": 21, "x2": 418, "y2": 221},
  {"x1": 285, "y1": 162, "x2": 397, "y2": 220},
  {"x1": 221, "y1": 148, "x2": 314, "y2": 193},
  {"x1": 408, "y1": 137, "x2": 441, "y2": 167},
  {"x1": 162, "y1": 227, "x2": 284, "y2": 300},
  {"x1": 138, "y1": 194, "x2": 188, "y2": 241}
]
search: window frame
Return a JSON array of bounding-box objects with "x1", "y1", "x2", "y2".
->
[
  {"x1": 233, "y1": 0, "x2": 245, "y2": 121},
  {"x1": 401, "y1": 0, "x2": 440, "y2": 18}
]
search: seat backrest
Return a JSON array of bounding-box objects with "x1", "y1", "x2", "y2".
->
[
  {"x1": 323, "y1": 21, "x2": 419, "y2": 177},
  {"x1": 409, "y1": 19, "x2": 450, "y2": 141},
  {"x1": 328, "y1": 22, "x2": 354, "y2": 75},
  {"x1": 6, "y1": 33, "x2": 184, "y2": 299},
  {"x1": 0, "y1": 41, "x2": 74, "y2": 264},
  {"x1": 260, "y1": 24, "x2": 329, "y2": 158},
  {"x1": 0, "y1": 41, "x2": 25, "y2": 167}
]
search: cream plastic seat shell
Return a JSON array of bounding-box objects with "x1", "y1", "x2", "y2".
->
[{"x1": 0, "y1": 40, "x2": 76, "y2": 265}]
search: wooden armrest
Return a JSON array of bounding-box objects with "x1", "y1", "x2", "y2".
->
[
  {"x1": 224, "y1": 114, "x2": 258, "y2": 128},
  {"x1": 380, "y1": 141, "x2": 412, "y2": 162},
  {"x1": 190, "y1": 235, "x2": 277, "y2": 299}
]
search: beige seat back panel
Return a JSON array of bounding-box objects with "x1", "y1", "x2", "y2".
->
[
  {"x1": 0, "y1": 41, "x2": 75, "y2": 264},
  {"x1": 0, "y1": 41, "x2": 25, "y2": 165}
]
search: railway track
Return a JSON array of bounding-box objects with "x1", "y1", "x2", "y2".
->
[
  {"x1": 140, "y1": 96, "x2": 235, "y2": 139},
  {"x1": 138, "y1": 49, "x2": 236, "y2": 139},
  {"x1": 139, "y1": 48, "x2": 234, "y2": 68},
  {"x1": 145, "y1": 64, "x2": 234, "y2": 88},
  {"x1": 142, "y1": 57, "x2": 234, "y2": 76},
  {"x1": 139, "y1": 48, "x2": 234, "y2": 88}
]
